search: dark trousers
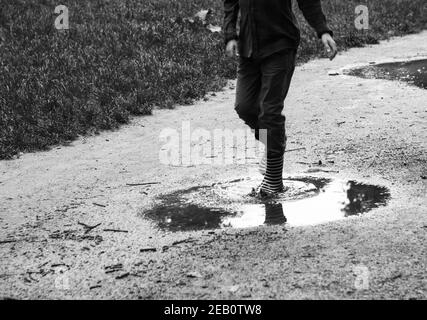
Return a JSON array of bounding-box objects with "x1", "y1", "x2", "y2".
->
[{"x1": 235, "y1": 49, "x2": 296, "y2": 158}]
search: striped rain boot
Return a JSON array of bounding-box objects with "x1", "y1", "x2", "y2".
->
[{"x1": 251, "y1": 154, "x2": 285, "y2": 199}]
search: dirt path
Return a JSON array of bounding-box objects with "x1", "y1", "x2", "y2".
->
[{"x1": 1, "y1": 32, "x2": 426, "y2": 300}]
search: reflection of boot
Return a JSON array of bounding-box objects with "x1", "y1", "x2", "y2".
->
[{"x1": 264, "y1": 203, "x2": 286, "y2": 225}]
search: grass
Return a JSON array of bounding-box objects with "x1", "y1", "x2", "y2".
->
[{"x1": 0, "y1": 0, "x2": 426, "y2": 159}]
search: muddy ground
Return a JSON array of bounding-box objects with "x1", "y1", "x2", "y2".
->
[{"x1": 0, "y1": 32, "x2": 426, "y2": 300}]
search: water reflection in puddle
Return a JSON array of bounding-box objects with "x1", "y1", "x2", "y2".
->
[
  {"x1": 142, "y1": 177, "x2": 390, "y2": 232},
  {"x1": 346, "y1": 59, "x2": 427, "y2": 89}
]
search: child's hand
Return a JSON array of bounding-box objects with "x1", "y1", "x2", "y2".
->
[
  {"x1": 321, "y1": 33, "x2": 337, "y2": 60},
  {"x1": 226, "y1": 40, "x2": 238, "y2": 57}
]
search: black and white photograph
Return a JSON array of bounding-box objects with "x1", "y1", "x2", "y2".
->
[{"x1": 0, "y1": 0, "x2": 426, "y2": 305}]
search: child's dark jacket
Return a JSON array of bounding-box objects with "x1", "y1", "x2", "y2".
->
[{"x1": 224, "y1": 0, "x2": 333, "y2": 58}]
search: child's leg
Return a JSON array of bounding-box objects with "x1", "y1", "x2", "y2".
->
[
  {"x1": 258, "y1": 49, "x2": 296, "y2": 193},
  {"x1": 234, "y1": 57, "x2": 262, "y2": 131},
  {"x1": 235, "y1": 57, "x2": 267, "y2": 175}
]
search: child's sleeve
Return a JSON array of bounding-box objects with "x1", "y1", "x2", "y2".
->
[
  {"x1": 224, "y1": 0, "x2": 240, "y2": 45},
  {"x1": 297, "y1": 0, "x2": 333, "y2": 38}
]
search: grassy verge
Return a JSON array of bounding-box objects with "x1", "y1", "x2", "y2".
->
[{"x1": 0, "y1": 0, "x2": 426, "y2": 159}]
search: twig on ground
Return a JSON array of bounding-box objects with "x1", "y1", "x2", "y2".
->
[
  {"x1": 0, "y1": 239, "x2": 18, "y2": 244},
  {"x1": 104, "y1": 264, "x2": 123, "y2": 274},
  {"x1": 51, "y1": 263, "x2": 69, "y2": 268},
  {"x1": 126, "y1": 182, "x2": 161, "y2": 187},
  {"x1": 78, "y1": 222, "x2": 102, "y2": 234},
  {"x1": 103, "y1": 229, "x2": 128, "y2": 233},
  {"x1": 305, "y1": 168, "x2": 339, "y2": 174},
  {"x1": 172, "y1": 238, "x2": 196, "y2": 246},
  {"x1": 89, "y1": 285, "x2": 102, "y2": 290},
  {"x1": 1, "y1": 237, "x2": 42, "y2": 244},
  {"x1": 93, "y1": 202, "x2": 107, "y2": 207},
  {"x1": 285, "y1": 147, "x2": 306, "y2": 153},
  {"x1": 116, "y1": 273, "x2": 130, "y2": 280}
]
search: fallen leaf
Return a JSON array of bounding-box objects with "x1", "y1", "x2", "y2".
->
[
  {"x1": 228, "y1": 285, "x2": 240, "y2": 293},
  {"x1": 207, "y1": 24, "x2": 221, "y2": 33},
  {"x1": 194, "y1": 9, "x2": 211, "y2": 23}
]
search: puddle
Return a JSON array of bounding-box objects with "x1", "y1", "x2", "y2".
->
[
  {"x1": 346, "y1": 59, "x2": 427, "y2": 89},
  {"x1": 142, "y1": 177, "x2": 391, "y2": 232}
]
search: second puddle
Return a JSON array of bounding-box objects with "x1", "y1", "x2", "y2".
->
[
  {"x1": 142, "y1": 177, "x2": 390, "y2": 232},
  {"x1": 345, "y1": 59, "x2": 427, "y2": 89}
]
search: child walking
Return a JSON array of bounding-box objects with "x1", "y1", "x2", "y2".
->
[{"x1": 224, "y1": 0, "x2": 337, "y2": 197}]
